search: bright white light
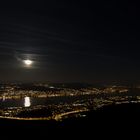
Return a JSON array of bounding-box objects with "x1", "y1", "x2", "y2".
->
[
  {"x1": 24, "y1": 60, "x2": 33, "y2": 66},
  {"x1": 24, "y1": 97, "x2": 31, "y2": 107}
]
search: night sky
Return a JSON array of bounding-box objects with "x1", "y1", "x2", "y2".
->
[{"x1": 0, "y1": 1, "x2": 139, "y2": 84}]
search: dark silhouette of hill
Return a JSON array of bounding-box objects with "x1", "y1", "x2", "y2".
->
[{"x1": 0, "y1": 103, "x2": 140, "y2": 138}]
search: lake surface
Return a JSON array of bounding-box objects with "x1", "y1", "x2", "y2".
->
[{"x1": 0, "y1": 95, "x2": 93, "y2": 109}]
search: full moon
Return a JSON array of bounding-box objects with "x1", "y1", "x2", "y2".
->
[{"x1": 23, "y1": 59, "x2": 33, "y2": 66}]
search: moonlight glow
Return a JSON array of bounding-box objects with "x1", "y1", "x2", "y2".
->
[
  {"x1": 24, "y1": 97, "x2": 31, "y2": 107},
  {"x1": 23, "y1": 59, "x2": 33, "y2": 66}
]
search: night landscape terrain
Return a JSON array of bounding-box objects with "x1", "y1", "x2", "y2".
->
[{"x1": 0, "y1": 83, "x2": 140, "y2": 138}]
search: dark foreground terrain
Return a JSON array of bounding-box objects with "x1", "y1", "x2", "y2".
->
[{"x1": 0, "y1": 103, "x2": 140, "y2": 139}]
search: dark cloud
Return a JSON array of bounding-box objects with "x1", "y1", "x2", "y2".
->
[{"x1": 0, "y1": 1, "x2": 139, "y2": 83}]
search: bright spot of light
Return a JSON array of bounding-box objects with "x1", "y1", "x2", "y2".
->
[
  {"x1": 23, "y1": 59, "x2": 33, "y2": 66},
  {"x1": 24, "y1": 97, "x2": 31, "y2": 107}
]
